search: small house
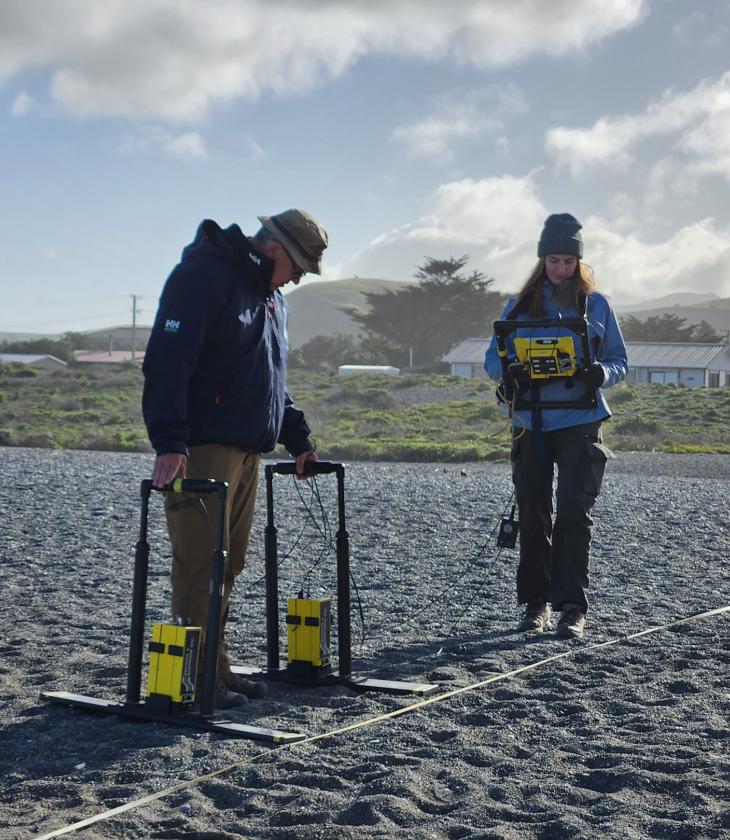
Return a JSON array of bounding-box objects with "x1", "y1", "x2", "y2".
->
[
  {"x1": 442, "y1": 339, "x2": 490, "y2": 379},
  {"x1": 73, "y1": 350, "x2": 145, "y2": 366},
  {"x1": 0, "y1": 353, "x2": 68, "y2": 370},
  {"x1": 337, "y1": 365, "x2": 400, "y2": 377},
  {"x1": 625, "y1": 342, "x2": 730, "y2": 388}
]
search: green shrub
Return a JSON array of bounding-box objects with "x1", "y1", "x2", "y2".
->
[
  {"x1": 609, "y1": 386, "x2": 637, "y2": 404},
  {"x1": 613, "y1": 415, "x2": 661, "y2": 435},
  {"x1": 1, "y1": 368, "x2": 728, "y2": 458},
  {"x1": 392, "y1": 375, "x2": 423, "y2": 389},
  {"x1": 327, "y1": 386, "x2": 396, "y2": 409}
]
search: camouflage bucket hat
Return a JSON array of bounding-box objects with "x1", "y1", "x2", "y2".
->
[{"x1": 258, "y1": 209, "x2": 328, "y2": 274}]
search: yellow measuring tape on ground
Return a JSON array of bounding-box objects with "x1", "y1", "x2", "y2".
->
[{"x1": 35, "y1": 604, "x2": 730, "y2": 839}]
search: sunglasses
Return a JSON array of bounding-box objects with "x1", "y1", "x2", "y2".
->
[{"x1": 280, "y1": 242, "x2": 306, "y2": 277}]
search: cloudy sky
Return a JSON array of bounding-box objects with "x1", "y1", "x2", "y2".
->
[{"x1": 2, "y1": 0, "x2": 730, "y2": 332}]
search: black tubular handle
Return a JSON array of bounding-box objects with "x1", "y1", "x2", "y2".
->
[
  {"x1": 269, "y1": 460, "x2": 342, "y2": 476},
  {"x1": 493, "y1": 316, "x2": 589, "y2": 337},
  {"x1": 140, "y1": 478, "x2": 228, "y2": 495}
]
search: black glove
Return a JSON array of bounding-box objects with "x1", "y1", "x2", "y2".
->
[
  {"x1": 575, "y1": 361, "x2": 605, "y2": 388},
  {"x1": 507, "y1": 362, "x2": 531, "y2": 388}
]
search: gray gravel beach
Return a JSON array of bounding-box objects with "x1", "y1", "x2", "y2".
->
[{"x1": 1, "y1": 447, "x2": 728, "y2": 839}]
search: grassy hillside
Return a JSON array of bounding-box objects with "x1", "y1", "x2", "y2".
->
[
  {"x1": 687, "y1": 296, "x2": 730, "y2": 309},
  {"x1": 613, "y1": 292, "x2": 720, "y2": 312},
  {"x1": 1, "y1": 363, "x2": 729, "y2": 459},
  {"x1": 283, "y1": 277, "x2": 412, "y2": 348},
  {"x1": 0, "y1": 332, "x2": 63, "y2": 343}
]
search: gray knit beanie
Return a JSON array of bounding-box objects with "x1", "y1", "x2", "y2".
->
[{"x1": 537, "y1": 213, "x2": 583, "y2": 258}]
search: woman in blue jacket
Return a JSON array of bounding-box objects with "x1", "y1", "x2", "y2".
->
[{"x1": 484, "y1": 213, "x2": 627, "y2": 638}]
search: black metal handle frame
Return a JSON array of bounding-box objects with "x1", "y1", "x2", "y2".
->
[
  {"x1": 493, "y1": 317, "x2": 598, "y2": 410},
  {"x1": 264, "y1": 461, "x2": 352, "y2": 678},
  {"x1": 126, "y1": 478, "x2": 228, "y2": 717}
]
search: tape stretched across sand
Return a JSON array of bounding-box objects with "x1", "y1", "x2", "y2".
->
[{"x1": 34, "y1": 604, "x2": 730, "y2": 840}]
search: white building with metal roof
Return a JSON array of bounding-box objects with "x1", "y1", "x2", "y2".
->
[
  {"x1": 443, "y1": 339, "x2": 730, "y2": 388},
  {"x1": 0, "y1": 353, "x2": 67, "y2": 370},
  {"x1": 624, "y1": 342, "x2": 730, "y2": 387},
  {"x1": 442, "y1": 338, "x2": 491, "y2": 379}
]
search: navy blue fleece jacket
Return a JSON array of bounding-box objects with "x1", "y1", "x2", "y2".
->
[{"x1": 142, "y1": 220, "x2": 312, "y2": 457}]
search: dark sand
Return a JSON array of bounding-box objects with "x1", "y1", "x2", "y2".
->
[{"x1": 1, "y1": 448, "x2": 728, "y2": 839}]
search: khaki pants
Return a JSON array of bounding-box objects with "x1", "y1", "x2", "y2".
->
[{"x1": 164, "y1": 445, "x2": 260, "y2": 675}]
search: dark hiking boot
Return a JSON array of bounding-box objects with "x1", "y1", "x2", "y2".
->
[
  {"x1": 227, "y1": 672, "x2": 268, "y2": 700},
  {"x1": 556, "y1": 604, "x2": 586, "y2": 639},
  {"x1": 517, "y1": 599, "x2": 552, "y2": 632},
  {"x1": 213, "y1": 674, "x2": 249, "y2": 710}
]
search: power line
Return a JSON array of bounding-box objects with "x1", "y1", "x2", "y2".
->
[
  {"x1": 0, "y1": 301, "x2": 156, "y2": 333},
  {"x1": 0, "y1": 311, "x2": 133, "y2": 331}
]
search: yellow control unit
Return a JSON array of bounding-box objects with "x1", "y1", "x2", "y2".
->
[
  {"x1": 286, "y1": 597, "x2": 331, "y2": 678},
  {"x1": 146, "y1": 623, "x2": 201, "y2": 705},
  {"x1": 514, "y1": 335, "x2": 577, "y2": 379}
]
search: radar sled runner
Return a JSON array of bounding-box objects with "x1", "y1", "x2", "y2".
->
[
  {"x1": 42, "y1": 462, "x2": 437, "y2": 743},
  {"x1": 42, "y1": 478, "x2": 306, "y2": 743},
  {"x1": 232, "y1": 461, "x2": 439, "y2": 698}
]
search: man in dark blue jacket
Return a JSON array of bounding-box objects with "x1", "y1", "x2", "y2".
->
[{"x1": 142, "y1": 209, "x2": 327, "y2": 709}]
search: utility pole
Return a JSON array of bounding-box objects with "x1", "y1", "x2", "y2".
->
[{"x1": 130, "y1": 295, "x2": 142, "y2": 362}]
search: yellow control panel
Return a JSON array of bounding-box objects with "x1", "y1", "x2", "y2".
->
[{"x1": 514, "y1": 335, "x2": 577, "y2": 379}]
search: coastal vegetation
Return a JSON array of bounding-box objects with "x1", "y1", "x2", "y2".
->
[{"x1": 0, "y1": 363, "x2": 728, "y2": 459}]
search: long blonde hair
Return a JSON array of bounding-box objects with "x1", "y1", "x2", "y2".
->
[{"x1": 513, "y1": 258, "x2": 596, "y2": 318}]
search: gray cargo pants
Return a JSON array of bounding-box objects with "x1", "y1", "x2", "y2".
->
[{"x1": 511, "y1": 421, "x2": 611, "y2": 613}]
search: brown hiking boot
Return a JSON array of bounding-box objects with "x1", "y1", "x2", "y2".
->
[
  {"x1": 556, "y1": 604, "x2": 586, "y2": 638},
  {"x1": 517, "y1": 598, "x2": 552, "y2": 632},
  {"x1": 227, "y1": 672, "x2": 268, "y2": 699}
]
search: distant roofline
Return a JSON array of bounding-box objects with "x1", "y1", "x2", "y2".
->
[
  {"x1": 0, "y1": 353, "x2": 68, "y2": 364},
  {"x1": 623, "y1": 340, "x2": 725, "y2": 346},
  {"x1": 79, "y1": 324, "x2": 153, "y2": 333}
]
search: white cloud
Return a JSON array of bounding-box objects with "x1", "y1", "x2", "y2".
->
[
  {"x1": 239, "y1": 134, "x2": 265, "y2": 162},
  {"x1": 114, "y1": 126, "x2": 206, "y2": 160},
  {"x1": 642, "y1": 155, "x2": 701, "y2": 214},
  {"x1": 671, "y1": 9, "x2": 729, "y2": 47},
  {"x1": 0, "y1": 0, "x2": 646, "y2": 122},
  {"x1": 545, "y1": 71, "x2": 730, "y2": 180},
  {"x1": 587, "y1": 216, "x2": 730, "y2": 302},
  {"x1": 343, "y1": 176, "x2": 730, "y2": 302},
  {"x1": 680, "y1": 107, "x2": 730, "y2": 177},
  {"x1": 392, "y1": 85, "x2": 527, "y2": 162},
  {"x1": 671, "y1": 10, "x2": 707, "y2": 42},
  {"x1": 164, "y1": 131, "x2": 206, "y2": 160},
  {"x1": 344, "y1": 173, "x2": 547, "y2": 284},
  {"x1": 10, "y1": 91, "x2": 34, "y2": 115}
]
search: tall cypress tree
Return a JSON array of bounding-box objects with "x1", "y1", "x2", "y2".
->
[{"x1": 346, "y1": 256, "x2": 504, "y2": 365}]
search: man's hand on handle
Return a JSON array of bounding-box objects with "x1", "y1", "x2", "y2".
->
[
  {"x1": 295, "y1": 450, "x2": 319, "y2": 480},
  {"x1": 152, "y1": 450, "x2": 316, "y2": 487},
  {"x1": 152, "y1": 453, "x2": 188, "y2": 489}
]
